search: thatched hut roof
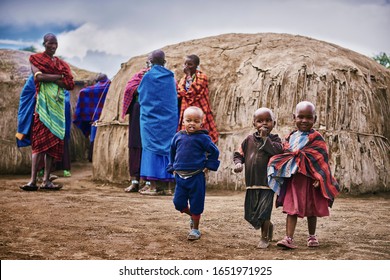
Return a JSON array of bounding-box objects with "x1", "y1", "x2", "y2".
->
[
  {"x1": 93, "y1": 33, "x2": 390, "y2": 194},
  {"x1": 0, "y1": 49, "x2": 98, "y2": 174}
]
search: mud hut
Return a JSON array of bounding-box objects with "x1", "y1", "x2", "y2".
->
[
  {"x1": 0, "y1": 49, "x2": 98, "y2": 174},
  {"x1": 93, "y1": 33, "x2": 390, "y2": 194}
]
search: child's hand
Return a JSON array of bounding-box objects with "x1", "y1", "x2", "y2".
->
[
  {"x1": 234, "y1": 163, "x2": 243, "y2": 173},
  {"x1": 203, "y1": 168, "x2": 209, "y2": 173},
  {"x1": 313, "y1": 180, "x2": 320, "y2": 187},
  {"x1": 260, "y1": 127, "x2": 269, "y2": 138}
]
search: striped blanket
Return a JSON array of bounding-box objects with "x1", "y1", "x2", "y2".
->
[
  {"x1": 36, "y1": 82, "x2": 65, "y2": 140},
  {"x1": 268, "y1": 129, "x2": 340, "y2": 202},
  {"x1": 73, "y1": 79, "x2": 111, "y2": 137},
  {"x1": 122, "y1": 68, "x2": 149, "y2": 119}
]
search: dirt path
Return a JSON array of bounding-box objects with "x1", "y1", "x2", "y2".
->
[{"x1": 1, "y1": 162, "x2": 389, "y2": 260}]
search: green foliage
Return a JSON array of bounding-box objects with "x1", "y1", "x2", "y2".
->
[
  {"x1": 372, "y1": 52, "x2": 390, "y2": 69},
  {"x1": 19, "y1": 46, "x2": 37, "y2": 53}
]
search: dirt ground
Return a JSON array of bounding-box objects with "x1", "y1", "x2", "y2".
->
[{"x1": 0, "y1": 162, "x2": 389, "y2": 260}]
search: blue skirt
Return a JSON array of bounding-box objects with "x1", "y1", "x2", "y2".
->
[{"x1": 140, "y1": 149, "x2": 174, "y2": 181}]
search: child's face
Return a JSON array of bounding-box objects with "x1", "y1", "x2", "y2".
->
[
  {"x1": 183, "y1": 110, "x2": 203, "y2": 134},
  {"x1": 253, "y1": 111, "x2": 275, "y2": 135},
  {"x1": 293, "y1": 105, "x2": 316, "y2": 132}
]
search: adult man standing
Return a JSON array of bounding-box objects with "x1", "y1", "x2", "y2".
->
[{"x1": 20, "y1": 33, "x2": 74, "y2": 191}]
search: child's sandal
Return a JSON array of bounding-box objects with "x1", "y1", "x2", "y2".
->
[{"x1": 307, "y1": 235, "x2": 319, "y2": 247}]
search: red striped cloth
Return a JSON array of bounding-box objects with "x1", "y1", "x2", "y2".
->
[
  {"x1": 268, "y1": 130, "x2": 340, "y2": 202},
  {"x1": 29, "y1": 52, "x2": 74, "y2": 92},
  {"x1": 177, "y1": 70, "x2": 218, "y2": 143},
  {"x1": 29, "y1": 52, "x2": 74, "y2": 160},
  {"x1": 31, "y1": 113, "x2": 63, "y2": 161},
  {"x1": 122, "y1": 68, "x2": 149, "y2": 119}
]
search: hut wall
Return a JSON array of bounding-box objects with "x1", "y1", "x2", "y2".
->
[{"x1": 93, "y1": 33, "x2": 390, "y2": 194}]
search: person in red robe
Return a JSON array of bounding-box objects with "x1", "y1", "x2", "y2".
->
[
  {"x1": 177, "y1": 54, "x2": 218, "y2": 143},
  {"x1": 20, "y1": 33, "x2": 74, "y2": 191}
]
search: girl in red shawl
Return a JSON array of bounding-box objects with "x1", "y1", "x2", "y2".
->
[
  {"x1": 177, "y1": 55, "x2": 218, "y2": 143},
  {"x1": 268, "y1": 101, "x2": 340, "y2": 249},
  {"x1": 20, "y1": 33, "x2": 74, "y2": 191}
]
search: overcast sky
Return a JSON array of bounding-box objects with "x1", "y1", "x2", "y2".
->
[{"x1": 1, "y1": 0, "x2": 389, "y2": 78}]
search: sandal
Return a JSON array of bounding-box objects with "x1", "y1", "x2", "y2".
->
[
  {"x1": 37, "y1": 174, "x2": 58, "y2": 183},
  {"x1": 124, "y1": 180, "x2": 139, "y2": 192},
  {"x1": 124, "y1": 184, "x2": 139, "y2": 192},
  {"x1": 188, "y1": 229, "x2": 201, "y2": 241},
  {"x1": 307, "y1": 235, "x2": 319, "y2": 247},
  {"x1": 139, "y1": 188, "x2": 157, "y2": 195},
  {"x1": 138, "y1": 182, "x2": 151, "y2": 193},
  {"x1": 49, "y1": 174, "x2": 59, "y2": 181},
  {"x1": 20, "y1": 183, "x2": 38, "y2": 191},
  {"x1": 40, "y1": 182, "x2": 62, "y2": 191},
  {"x1": 276, "y1": 236, "x2": 297, "y2": 249}
]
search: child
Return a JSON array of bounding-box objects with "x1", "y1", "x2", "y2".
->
[
  {"x1": 233, "y1": 107, "x2": 283, "y2": 249},
  {"x1": 268, "y1": 101, "x2": 340, "y2": 249},
  {"x1": 167, "y1": 106, "x2": 220, "y2": 240}
]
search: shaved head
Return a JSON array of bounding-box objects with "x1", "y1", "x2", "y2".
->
[
  {"x1": 148, "y1": 49, "x2": 165, "y2": 66},
  {"x1": 43, "y1": 33, "x2": 57, "y2": 44},
  {"x1": 96, "y1": 73, "x2": 108, "y2": 82},
  {"x1": 184, "y1": 106, "x2": 204, "y2": 118},
  {"x1": 295, "y1": 101, "x2": 316, "y2": 115},
  {"x1": 253, "y1": 107, "x2": 275, "y2": 121}
]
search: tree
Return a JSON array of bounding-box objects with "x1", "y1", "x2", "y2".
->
[
  {"x1": 373, "y1": 52, "x2": 390, "y2": 69},
  {"x1": 19, "y1": 46, "x2": 37, "y2": 53}
]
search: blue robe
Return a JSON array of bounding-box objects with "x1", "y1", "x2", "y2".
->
[
  {"x1": 16, "y1": 75, "x2": 71, "y2": 147},
  {"x1": 138, "y1": 65, "x2": 178, "y2": 180}
]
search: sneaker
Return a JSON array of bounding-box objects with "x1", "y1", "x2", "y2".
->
[
  {"x1": 307, "y1": 235, "x2": 319, "y2": 247},
  {"x1": 257, "y1": 238, "x2": 269, "y2": 249},
  {"x1": 63, "y1": 170, "x2": 71, "y2": 177},
  {"x1": 276, "y1": 236, "x2": 297, "y2": 249},
  {"x1": 187, "y1": 229, "x2": 201, "y2": 241}
]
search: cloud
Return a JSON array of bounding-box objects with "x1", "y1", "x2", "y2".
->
[
  {"x1": 66, "y1": 50, "x2": 126, "y2": 79},
  {"x1": 1, "y1": 0, "x2": 389, "y2": 77}
]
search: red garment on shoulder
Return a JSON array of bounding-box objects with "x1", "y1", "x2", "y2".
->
[
  {"x1": 29, "y1": 52, "x2": 73, "y2": 160},
  {"x1": 122, "y1": 68, "x2": 149, "y2": 119},
  {"x1": 29, "y1": 52, "x2": 74, "y2": 91},
  {"x1": 177, "y1": 70, "x2": 219, "y2": 143}
]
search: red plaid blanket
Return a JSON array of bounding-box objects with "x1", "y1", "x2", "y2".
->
[
  {"x1": 268, "y1": 130, "x2": 340, "y2": 201},
  {"x1": 29, "y1": 52, "x2": 74, "y2": 91}
]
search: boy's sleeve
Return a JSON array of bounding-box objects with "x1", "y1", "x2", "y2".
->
[
  {"x1": 233, "y1": 138, "x2": 246, "y2": 164},
  {"x1": 261, "y1": 134, "x2": 283, "y2": 155},
  {"x1": 166, "y1": 135, "x2": 177, "y2": 173},
  {"x1": 205, "y1": 138, "x2": 220, "y2": 171}
]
